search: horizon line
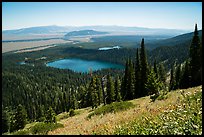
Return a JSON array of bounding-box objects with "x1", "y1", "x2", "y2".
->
[{"x1": 2, "y1": 24, "x2": 195, "y2": 32}]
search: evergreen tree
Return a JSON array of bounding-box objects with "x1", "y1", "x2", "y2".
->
[
  {"x1": 121, "y1": 60, "x2": 129, "y2": 99},
  {"x1": 31, "y1": 106, "x2": 36, "y2": 122},
  {"x1": 67, "y1": 87, "x2": 71, "y2": 111},
  {"x1": 69, "y1": 87, "x2": 77, "y2": 110},
  {"x1": 87, "y1": 76, "x2": 99, "y2": 109},
  {"x1": 45, "y1": 107, "x2": 56, "y2": 123},
  {"x1": 86, "y1": 79, "x2": 93, "y2": 107},
  {"x1": 92, "y1": 76, "x2": 99, "y2": 109},
  {"x1": 169, "y1": 63, "x2": 176, "y2": 91},
  {"x1": 126, "y1": 58, "x2": 135, "y2": 100},
  {"x1": 63, "y1": 91, "x2": 68, "y2": 112},
  {"x1": 2, "y1": 109, "x2": 9, "y2": 133},
  {"x1": 38, "y1": 105, "x2": 45, "y2": 122},
  {"x1": 115, "y1": 76, "x2": 122, "y2": 102},
  {"x1": 158, "y1": 63, "x2": 167, "y2": 89},
  {"x1": 13, "y1": 104, "x2": 27, "y2": 131},
  {"x1": 78, "y1": 85, "x2": 86, "y2": 108},
  {"x1": 9, "y1": 110, "x2": 16, "y2": 132},
  {"x1": 101, "y1": 75, "x2": 107, "y2": 105},
  {"x1": 121, "y1": 58, "x2": 135, "y2": 100},
  {"x1": 153, "y1": 60, "x2": 158, "y2": 78},
  {"x1": 158, "y1": 63, "x2": 166, "y2": 82},
  {"x1": 71, "y1": 94, "x2": 78, "y2": 110},
  {"x1": 180, "y1": 60, "x2": 191, "y2": 89},
  {"x1": 92, "y1": 90, "x2": 99, "y2": 109},
  {"x1": 135, "y1": 48, "x2": 141, "y2": 98},
  {"x1": 189, "y1": 24, "x2": 202, "y2": 87},
  {"x1": 145, "y1": 68, "x2": 162, "y2": 96},
  {"x1": 106, "y1": 75, "x2": 115, "y2": 104},
  {"x1": 175, "y1": 64, "x2": 181, "y2": 89},
  {"x1": 96, "y1": 76, "x2": 103, "y2": 105},
  {"x1": 140, "y1": 38, "x2": 149, "y2": 96}
]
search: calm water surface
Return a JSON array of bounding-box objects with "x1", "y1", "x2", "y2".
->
[{"x1": 46, "y1": 58, "x2": 124, "y2": 73}]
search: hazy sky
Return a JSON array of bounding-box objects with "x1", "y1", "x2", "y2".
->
[{"x1": 2, "y1": 2, "x2": 202, "y2": 31}]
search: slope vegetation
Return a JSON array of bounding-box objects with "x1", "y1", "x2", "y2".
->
[{"x1": 47, "y1": 85, "x2": 202, "y2": 135}]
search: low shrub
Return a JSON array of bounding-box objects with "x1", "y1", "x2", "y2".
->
[
  {"x1": 56, "y1": 112, "x2": 69, "y2": 121},
  {"x1": 157, "y1": 93, "x2": 168, "y2": 101},
  {"x1": 150, "y1": 90, "x2": 168, "y2": 102},
  {"x1": 38, "y1": 116, "x2": 46, "y2": 122},
  {"x1": 12, "y1": 129, "x2": 30, "y2": 135},
  {"x1": 69, "y1": 109, "x2": 76, "y2": 117},
  {"x1": 30, "y1": 122, "x2": 63, "y2": 135},
  {"x1": 87, "y1": 101, "x2": 135, "y2": 119}
]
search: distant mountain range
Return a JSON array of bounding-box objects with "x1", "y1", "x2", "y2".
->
[
  {"x1": 64, "y1": 30, "x2": 109, "y2": 38},
  {"x1": 2, "y1": 25, "x2": 190, "y2": 36},
  {"x1": 2, "y1": 25, "x2": 69, "y2": 35}
]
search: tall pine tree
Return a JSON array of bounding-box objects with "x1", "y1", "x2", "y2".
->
[
  {"x1": 126, "y1": 58, "x2": 135, "y2": 100},
  {"x1": 2, "y1": 109, "x2": 9, "y2": 133},
  {"x1": 13, "y1": 104, "x2": 27, "y2": 131},
  {"x1": 121, "y1": 60, "x2": 129, "y2": 100},
  {"x1": 158, "y1": 62, "x2": 167, "y2": 90},
  {"x1": 175, "y1": 64, "x2": 181, "y2": 89},
  {"x1": 101, "y1": 75, "x2": 107, "y2": 105},
  {"x1": 96, "y1": 76, "x2": 103, "y2": 106},
  {"x1": 106, "y1": 75, "x2": 115, "y2": 104},
  {"x1": 45, "y1": 107, "x2": 56, "y2": 123},
  {"x1": 145, "y1": 68, "x2": 162, "y2": 96},
  {"x1": 180, "y1": 60, "x2": 191, "y2": 89},
  {"x1": 115, "y1": 76, "x2": 122, "y2": 102},
  {"x1": 140, "y1": 38, "x2": 149, "y2": 96},
  {"x1": 135, "y1": 48, "x2": 141, "y2": 98},
  {"x1": 189, "y1": 24, "x2": 202, "y2": 87},
  {"x1": 87, "y1": 76, "x2": 99, "y2": 109},
  {"x1": 153, "y1": 60, "x2": 158, "y2": 79},
  {"x1": 169, "y1": 62, "x2": 176, "y2": 91}
]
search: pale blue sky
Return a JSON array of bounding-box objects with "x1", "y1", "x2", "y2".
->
[{"x1": 2, "y1": 2, "x2": 202, "y2": 31}]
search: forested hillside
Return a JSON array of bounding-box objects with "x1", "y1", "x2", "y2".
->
[{"x1": 146, "y1": 30, "x2": 202, "y2": 50}]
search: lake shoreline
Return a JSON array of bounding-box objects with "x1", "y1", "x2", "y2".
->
[{"x1": 46, "y1": 58, "x2": 124, "y2": 73}]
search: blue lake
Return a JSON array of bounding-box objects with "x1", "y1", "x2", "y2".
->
[{"x1": 46, "y1": 58, "x2": 124, "y2": 73}]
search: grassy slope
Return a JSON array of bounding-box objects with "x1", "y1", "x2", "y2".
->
[{"x1": 47, "y1": 85, "x2": 202, "y2": 135}]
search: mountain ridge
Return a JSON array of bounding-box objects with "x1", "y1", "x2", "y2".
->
[
  {"x1": 2, "y1": 25, "x2": 190, "y2": 36},
  {"x1": 64, "y1": 30, "x2": 109, "y2": 37},
  {"x1": 146, "y1": 30, "x2": 202, "y2": 50}
]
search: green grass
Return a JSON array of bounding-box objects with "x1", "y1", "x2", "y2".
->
[
  {"x1": 87, "y1": 101, "x2": 135, "y2": 119},
  {"x1": 30, "y1": 122, "x2": 64, "y2": 135},
  {"x1": 12, "y1": 129, "x2": 31, "y2": 135},
  {"x1": 114, "y1": 89, "x2": 202, "y2": 135},
  {"x1": 10, "y1": 122, "x2": 64, "y2": 135}
]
